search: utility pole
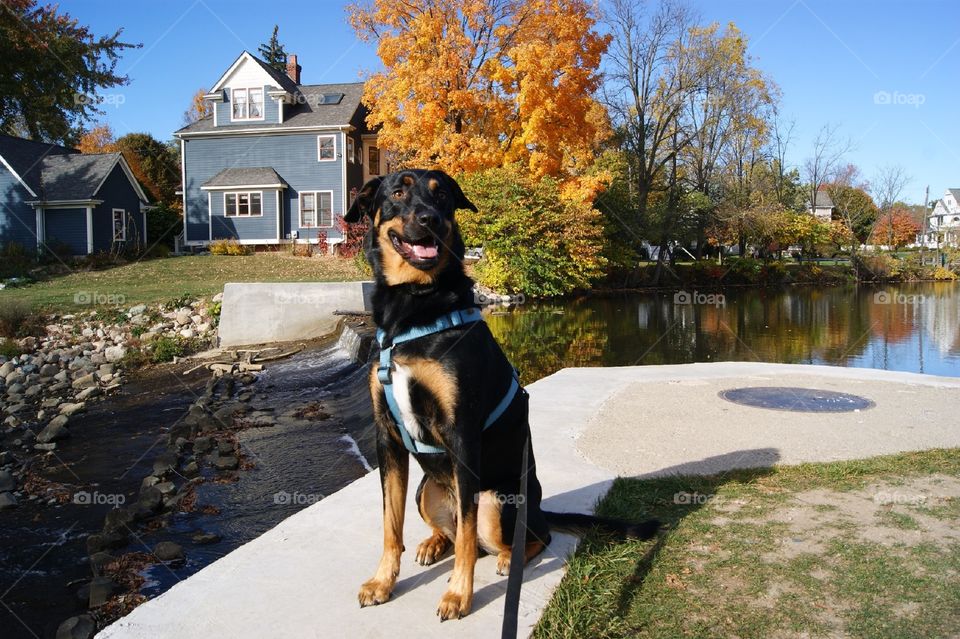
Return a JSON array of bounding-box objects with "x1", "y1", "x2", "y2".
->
[{"x1": 920, "y1": 185, "x2": 929, "y2": 263}]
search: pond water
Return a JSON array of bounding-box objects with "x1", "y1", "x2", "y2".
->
[{"x1": 485, "y1": 282, "x2": 960, "y2": 382}]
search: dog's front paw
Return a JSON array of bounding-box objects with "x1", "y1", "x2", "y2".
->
[
  {"x1": 358, "y1": 578, "x2": 394, "y2": 607},
  {"x1": 436, "y1": 590, "x2": 472, "y2": 621},
  {"x1": 415, "y1": 533, "x2": 450, "y2": 566}
]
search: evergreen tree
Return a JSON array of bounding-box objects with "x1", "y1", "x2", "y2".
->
[{"x1": 258, "y1": 25, "x2": 288, "y2": 72}]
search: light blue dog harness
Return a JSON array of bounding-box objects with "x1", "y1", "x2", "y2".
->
[{"x1": 376, "y1": 307, "x2": 520, "y2": 455}]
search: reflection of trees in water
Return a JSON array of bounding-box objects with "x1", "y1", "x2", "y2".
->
[{"x1": 485, "y1": 284, "x2": 960, "y2": 382}]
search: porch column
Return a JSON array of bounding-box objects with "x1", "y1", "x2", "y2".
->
[
  {"x1": 86, "y1": 206, "x2": 94, "y2": 254},
  {"x1": 35, "y1": 207, "x2": 43, "y2": 250}
]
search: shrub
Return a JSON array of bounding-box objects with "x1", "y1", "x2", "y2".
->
[
  {"x1": 0, "y1": 301, "x2": 42, "y2": 338},
  {"x1": 290, "y1": 242, "x2": 313, "y2": 258},
  {"x1": 855, "y1": 254, "x2": 897, "y2": 281},
  {"x1": 933, "y1": 266, "x2": 958, "y2": 281},
  {"x1": 210, "y1": 238, "x2": 252, "y2": 256},
  {"x1": 84, "y1": 250, "x2": 122, "y2": 270},
  {"x1": 146, "y1": 203, "x2": 182, "y2": 249},
  {"x1": 337, "y1": 216, "x2": 370, "y2": 258},
  {"x1": 0, "y1": 242, "x2": 35, "y2": 279},
  {"x1": 0, "y1": 339, "x2": 21, "y2": 359},
  {"x1": 722, "y1": 257, "x2": 763, "y2": 285},
  {"x1": 151, "y1": 336, "x2": 186, "y2": 363},
  {"x1": 146, "y1": 243, "x2": 171, "y2": 259},
  {"x1": 457, "y1": 165, "x2": 606, "y2": 297},
  {"x1": 41, "y1": 239, "x2": 74, "y2": 265}
]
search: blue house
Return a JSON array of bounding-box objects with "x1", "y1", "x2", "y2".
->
[
  {"x1": 175, "y1": 52, "x2": 384, "y2": 249},
  {"x1": 0, "y1": 134, "x2": 150, "y2": 256}
]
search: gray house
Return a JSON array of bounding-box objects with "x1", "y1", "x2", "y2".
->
[
  {"x1": 174, "y1": 51, "x2": 383, "y2": 249},
  {"x1": 0, "y1": 134, "x2": 150, "y2": 255}
]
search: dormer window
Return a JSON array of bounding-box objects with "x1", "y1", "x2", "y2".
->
[{"x1": 232, "y1": 88, "x2": 264, "y2": 120}]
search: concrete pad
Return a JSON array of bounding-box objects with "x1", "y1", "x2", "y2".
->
[
  {"x1": 218, "y1": 282, "x2": 373, "y2": 347},
  {"x1": 97, "y1": 363, "x2": 960, "y2": 639}
]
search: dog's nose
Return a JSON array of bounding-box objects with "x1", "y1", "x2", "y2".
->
[{"x1": 416, "y1": 210, "x2": 441, "y2": 229}]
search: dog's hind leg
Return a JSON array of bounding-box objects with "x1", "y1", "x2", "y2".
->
[
  {"x1": 358, "y1": 420, "x2": 409, "y2": 608},
  {"x1": 415, "y1": 476, "x2": 454, "y2": 566}
]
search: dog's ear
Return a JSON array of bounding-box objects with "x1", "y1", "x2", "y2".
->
[
  {"x1": 345, "y1": 177, "x2": 383, "y2": 223},
  {"x1": 436, "y1": 171, "x2": 477, "y2": 213}
]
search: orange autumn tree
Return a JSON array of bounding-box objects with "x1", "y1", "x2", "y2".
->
[
  {"x1": 348, "y1": 0, "x2": 610, "y2": 179},
  {"x1": 76, "y1": 124, "x2": 118, "y2": 154}
]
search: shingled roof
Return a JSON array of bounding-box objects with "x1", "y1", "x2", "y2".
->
[
  {"x1": 810, "y1": 191, "x2": 834, "y2": 208},
  {"x1": 0, "y1": 134, "x2": 75, "y2": 196},
  {"x1": 176, "y1": 82, "x2": 366, "y2": 136},
  {"x1": 202, "y1": 167, "x2": 288, "y2": 188}
]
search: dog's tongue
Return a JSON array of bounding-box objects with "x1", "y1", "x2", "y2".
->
[{"x1": 409, "y1": 242, "x2": 438, "y2": 259}]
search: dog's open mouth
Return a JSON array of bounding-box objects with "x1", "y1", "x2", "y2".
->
[{"x1": 389, "y1": 230, "x2": 440, "y2": 266}]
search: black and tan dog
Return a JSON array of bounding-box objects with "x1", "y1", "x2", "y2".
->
[{"x1": 345, "y1": 169, "x2": 658, "y2": 621}]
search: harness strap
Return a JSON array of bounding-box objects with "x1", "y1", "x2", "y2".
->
[{"x1": 376, "y1": 308, "x2": 520, "y2": 455}]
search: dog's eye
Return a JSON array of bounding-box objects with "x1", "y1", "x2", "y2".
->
[{"x1": 391, "y1": 189, "x2": 404, "y2": 199}]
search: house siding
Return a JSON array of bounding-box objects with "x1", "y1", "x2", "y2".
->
[
  {"x1": 216, "y1": 85, "x2": 281, "y2": 127},
  {"x1": 0, "y1": 168, "x2": 37, "y2": 250},
  {"x1": 182, "y1": 132, "x2": 345, "y2": 244},
  {"x1": 92, "y1": 164, "x2": 145, "y2": 251},
  {"x1": 211, "y1": 189, "x2": 280, "y2": 240},
  {"x1": 44, "y1": 208, "x2": 87, "y2": 255}
]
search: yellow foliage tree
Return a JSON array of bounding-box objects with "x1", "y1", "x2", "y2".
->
[
  {"x1": 76, "y1": 124, "x2": 117, "y2": 154},
  {"x1": 182, "y1": 88, "x2": 211, "y2": 126},
  {"x1": 348, "y1": 0, "x2": 610, "y2": 179}
]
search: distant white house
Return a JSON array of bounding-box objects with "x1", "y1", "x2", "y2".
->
[
  {"x1": 807, "y1": 190, "x2": 834, "y2": 222},
  {"x1": 917, "y1": 188, "x2": 960, "y2": 247}
]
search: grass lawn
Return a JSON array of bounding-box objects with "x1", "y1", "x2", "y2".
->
[
  {"x1": 535, "y1": 448, "x2": 960, "y2": 639},
  {"x1": 0, "y1": 253, "x2": 368, "y2": 312}
]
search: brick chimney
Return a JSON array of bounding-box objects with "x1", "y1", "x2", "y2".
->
[{"x1": 286, "y1": 54, "x2": 301, "y2": 84}]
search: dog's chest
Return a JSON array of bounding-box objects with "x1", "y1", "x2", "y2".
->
[{"x1": 390, "y1": 364, "x2": 427, "y2": 441}]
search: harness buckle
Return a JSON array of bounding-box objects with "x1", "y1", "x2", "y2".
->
[{"x1": 377, "y1": 363, "x2": 392, "y2": 384}]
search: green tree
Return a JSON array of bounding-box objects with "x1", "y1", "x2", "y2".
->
[
  {"x1": 258, "y1": 25, "x2": 288, "y2": 72},
  {"x1": 0, "y1": 0, "x2": 139, "y2": 143},
  {"x1": 115, "y1": 133, "x2": 180, "y2": 207}
]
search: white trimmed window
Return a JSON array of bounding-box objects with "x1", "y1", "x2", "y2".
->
[
  {"x1": 317, "y1": 135, "x2": 336, "y2": 162},
  {"x1": 346, "y1": 137, "x2": 355, "y2": 163},
  {"x1": 299, "y1": 191, "x2": 333, "y2": 228},
  {"x1": 224, "y1": 192, "x2": 263, "y2": 217},
  {"x1": 231, "y1": 88, "x2": 264, "y2": 120},
  {"x1": 112, "y1": 209, "x2": 126, "y2": 241}
]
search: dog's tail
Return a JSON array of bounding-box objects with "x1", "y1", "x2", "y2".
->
[{"x1": 543, "y1": 511, "x2": 660, "y2": 539}]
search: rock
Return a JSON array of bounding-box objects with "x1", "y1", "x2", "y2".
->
[
  {"x1": 179, "y1": 328, "x2": 195, "y2": 339},
  {"x1": 193, "y1": 436, "x2": 213, "y2": 454},
  {"x1": 0, "y1": 361, "x2": 14, "y2": 377},
  {"x1": 140, "y1": 331, "x2": 159, "y2": 343},
  {"x1": 89, "y1": 551, "x2": 114, "y2": 576},
  {"x1": 56, "y1": 614, "x2": 96, "y2": 639},
  {"x1": 175, "y1": 312, "x2": 191, "y2": 326},
  {"x1": 59, "y1": 402, "x2": 85, "y2": 417},
  {"x1": 3, "y1": 415, "x2": 21, "y2": 429},
  {"x1": 24, "y1": 384, "x2": 43, "y2": 398},
  {"x1": 216, "y1": 439, "x2": 235, "y2": 454},
  {"x1": 0, "y1": 492, "x2": 17, "y2": 510},
  {"x1": 104, "y1": 346, "x2": 125, "y2": 363},
  {"x1": 39, "y1": 363, "x2": 59, "y2": 377},
  {"x1": 6, "y1": 382, "x2": 24, "y2": 395},
  {"x1": 53, "y1": 370, "x2": 69, "y2": 383},
  {"x1": 0, "y1": 470, "x2": 15, "y2": 492},
  {"x1": 102, "y1": 507, "x2": 135, "y2": 533},
  {"x1": 213, "y1": 453, "x2": 239, "y2": 471},
  {"x1": 128, "y1": 304, "x2": 147, "y2": 316},
  {"x1": 196, "y1": 322, "x2": 211, "y2": 334},
  {"x1": 85, "y1": 530, "x2": 127, "y2": 554},
  {"x1": 137, "y1": 486, "x2": 164, "y2": 513},
  {"x1": 182, "y1": 460, "x2": 199, "y2": 476},
  {"x1": 33, "y1": 443, "x2": 58, "y2": 451},
  {"x1": 152, "y1": 453, "x2": 178, "y2": 477},
  {"x1": 37, "y1": 416, "x2": 70, "y2": 443},
  {"x1": 5, "y1": 371, "x2": 25, "y2": 385},
  {"x1": 88, "y1": 576, "x2": 119, "y2": 608},
  {"x1": 98, "y1": 363, "x2": 115, "y2": 376},
  {"x1": 212, "y1": 292, "x2": 223, "y2": 302},
  {"x1": 72, "y1": 373, "x2": 97, "y2": 390},
  {"x1": 154, "y1": 481, "x2": 176, "y2": 496},
  {"x1": 192, "y1": 531, "x2": 221, "y2": 545},
  {"x1": 140, "y1": 475, "x2": 160, "y2": 491},
  {"x1": 0, "y1": 451, "x2": 14, "y2": 465},
  {"x1": 41, "y1": 397, "x2": 62, "y2": 409},
  {"x1": 76, "y1": 386, "x2": 100, "y2": 401},
  {"x1": 153, "y1": 541, "x2": 184, "y2": 562}
]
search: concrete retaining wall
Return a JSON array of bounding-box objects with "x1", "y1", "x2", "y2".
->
[{"x1": 217, "y1": 281, "x2": 374, "y2": 347}]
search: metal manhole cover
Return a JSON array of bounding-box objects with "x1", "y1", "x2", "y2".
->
[{"x1": 718, "y1": 386, "x2": 875, "y2": 413}]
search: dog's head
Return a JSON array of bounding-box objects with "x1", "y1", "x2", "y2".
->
[{"x1": 344, "y1": 169, "x2": 477, "y2": 286}]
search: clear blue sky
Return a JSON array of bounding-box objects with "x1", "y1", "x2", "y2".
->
[{"x1": 58, "y1": 0, "x2": 959, "y2": 205}]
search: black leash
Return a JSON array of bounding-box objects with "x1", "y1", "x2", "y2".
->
[{"x1": 501, "y1": 435, "x2": 530, "y2": 639}]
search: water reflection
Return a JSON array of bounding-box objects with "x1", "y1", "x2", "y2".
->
[{"x1": 485, "y1": 283, "x2": 960, "y2": 382}]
